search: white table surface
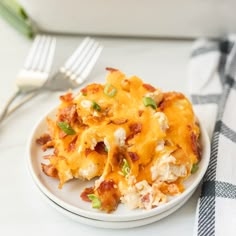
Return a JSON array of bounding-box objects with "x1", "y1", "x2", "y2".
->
[{"x1": 0, "y1": 18, "x2": 200, "y2": 236}]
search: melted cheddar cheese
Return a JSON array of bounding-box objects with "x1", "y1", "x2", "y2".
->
[{"x1": 38, "y1": 68, "x2": 201, "y2": 213}]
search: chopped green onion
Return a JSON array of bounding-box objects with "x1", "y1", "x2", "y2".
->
[
  {"x1": 57, "y1": 122, "x2": 76, "y2": 135},
  {"x1": 104, "y1": 146, "x2": 108, "y2": 152},
  {"x1": 91, "y1": 101, "x2": 101, "y2": 111},
  {"x1": 142, "y1": 97, "x2": 157, "y2": 109},
  {"x1": 191, "y1": 163, "x2": 199, "y2": 174},
  {"x1": 122, "y1": 159, "x2": 130, "y2": 176},
  {"x1": 87, "y1": 194, "x2": 101, "y2": 209},
  {"x1": 2, "y1": 0, "x2": 28, "y2": 20},
  {"x1": 104, "y1": 84, "x2": 117, "y2": 97},
  {"x1": 0, "y1": 0, "x2": 35, "y2": 38},
  {"x1": 82, "y1": 93, "x2": 87, "y2": 96}
]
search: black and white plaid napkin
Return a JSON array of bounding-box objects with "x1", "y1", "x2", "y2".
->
[{"x1": 188, "y1": 37, "x2": 236, "y2": 236}]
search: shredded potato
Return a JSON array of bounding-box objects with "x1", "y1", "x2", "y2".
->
[{"x1": 36, "y1": 68, "x2": 201, "y2": 213}]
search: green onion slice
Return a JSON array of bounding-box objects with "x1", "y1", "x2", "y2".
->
[
  {"x1": 87, "y1": 194, "x2": 101, "y2": 209},
  {"x1": 91, "y1": 101, "x2": 101, "y2": 111},
  {"x1": 0, "y1": 0, "x2": 34, "y2": 38},
  {"x1": 57, "y1": 122, "x2": 76, "y2": 135},
  {"x1": 142, "y1": 97, "x2": 157, "y2": 109},
  {"x1": 191, "y1": 163, "x2": 199, "y2": 174},
  {"x1": 122, "y1": 159, "x2": 130, "y2": 176},
  {"x1": 104, "y1": 84, "x2": 117, "y2": 97},
  {"x1": 104, "y1": 146, "x2": 108, "y2": 152}
]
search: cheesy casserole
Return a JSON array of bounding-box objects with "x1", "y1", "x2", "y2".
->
[{"x1": 36, "y1": 68, "x2": 201, "y2": 213}]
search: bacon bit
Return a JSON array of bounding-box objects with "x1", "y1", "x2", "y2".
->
[
  {"x1": 159, "y1": 93, "x2": 185, "y2": 111},
  {"x1": 36, "y1": 134, "x2": 51, "y2": 145},
  {"x1": 96, "y1": 180, "x2": 120, "y2": 213},
  {"x1": 105, "y1": 67, "x2": 118, "y2": 72},
  {"x1": 190, "y1": 132, "x2": 201, "y2": 160},
  {"x1": 143, "y1": 83, "x2": 156, "y2": 92},
  {"x1": 95, "y1": 142, "x2": 107, "y2": 155},
  {"x1": 59, "y1": 130, "x2": 67, "y2": 139},
  {"x1": 80, "y1": 87, "x2": 87, "y2": 95},
  {"x1": 59, "y1": 92, "x2": 73, "y2": 103},
  {"x1": 141, "y1": 193, "x2": 150, "y2": 203},
  {"x1": 67, "y1": 137, "x2": 77, "y2": 152},
  {"x1": 127, "y1": 123, "x2": 142, "y2": 140},
  {"x1": 41, "y1": 140, "x2": 54, "y2": 151},
  {"x1": 165, "y1": 139, "x2": 173, "y2": 146},
  {"x1": 128, "y1": 152, "x2": 139, "y2": 162},
  {"x1": 36, "y1": 134, "x2": 53, "y2": 151},
  {"x1": 80, "y1": 187, "x2": 94, "y2": 202},
  {"x1": 43, "y1": 154, "x2": 55, "y2": 160},
  {"x1": 58, "y1": 105, "x2": 77, "y2": 123},
  {"x1": 159, "y1": 100, "x2": 165, "y2": 111},
  {"x1": 112, "y1": 150, "x2": 124, "y2": 166},
  {"x1": 98, "y1": 180, "x2": 115, "y2": 191},
  {"x1": 110, "y1": 118, "x2": 128, "y2": 125},
  {"x1": 85, "y1": 148, "x2": 93, "y2": 157},
  {"x1": 130, "y1": 123, "x2": 142, "y2": 134},
  {"x1": 41, "y1": 163, "x2": 58, "y2": 178},
  {"x1": 81, "y1": 84, "x2": 102, "y2": 95},
  {"x1": 138, "y1": 110, "x2": 144, "y2": 117},
  {"x1": 158, "y1": 94, "x2": 168, "y2": 111}
]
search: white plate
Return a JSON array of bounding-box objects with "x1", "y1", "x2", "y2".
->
[
  {"x1": 37, "y1": 185, "x2": 195, "y2": 229},
  {"x1": 27, "y1": 108, "x2": 210, "y2": 222}
]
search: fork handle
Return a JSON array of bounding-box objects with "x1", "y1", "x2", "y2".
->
[
  {"x1": 4, "y1": 89, "x2": 42, "y2": 120},
  {"x1": 1, "y1": 71, "x2": 67, "y2": 123},
  {"x1": 0, "y1": 89, "x2": 21, "y2": 122},
  {"x1": 0, "y1": 77, "x2": 52, "y2": 124}
]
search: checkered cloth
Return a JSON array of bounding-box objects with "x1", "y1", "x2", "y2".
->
[{"x1": 188, "y1": 37, "x2": 236, "y2": 236}]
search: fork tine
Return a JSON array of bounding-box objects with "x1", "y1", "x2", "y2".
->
[
  {"x1": 24, "y1": 35, "x2": 44, "y2": 70},
  {"x1": 62, "y1": 37, "x2": 91, "y2": 72},
  {"x1": 44, "y1": 37, "x2": 56, "y2": 74},
  {"x1": 37, "y1": 36, "x2": 55, "y2": 72},
  {"x1": 65, "y1": 38, "x2": 96, "y2": 75},
  {"x1": 75, "y1": 45, "x2": 103, "y2": 83},
  {"x1": 70, "y1": 42, "x2": 101, "y2": 81},
  {"x1": 30, "y1": 35, "x2": 50, "y2": 71}
]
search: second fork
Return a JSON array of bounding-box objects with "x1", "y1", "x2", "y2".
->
[{"x1": 0, "y1": 37, "x2": 103, "y2": 123}]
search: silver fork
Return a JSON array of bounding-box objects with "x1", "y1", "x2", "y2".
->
[
  {"x1": 0, "y1": 35, "x2": 56, "y2": 122},
  {"x1": 42, "y1": 37, "x2": 103, "y2": 91},
  {"x1": 1, "y1": 37, "x2": 103, "y2": 122},
  {"x1": 16, "y1": 35, "x2": 56, "y2": 90}
]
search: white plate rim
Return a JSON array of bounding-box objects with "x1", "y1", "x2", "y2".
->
[
  {"x1": 37, "y1": 183, "x2": 196, "y2": 229},
  {"x1": 26, "y1": 107, "x2": 210, "y2": 222}
]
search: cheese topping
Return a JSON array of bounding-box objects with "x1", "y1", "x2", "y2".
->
[{"x1": 37, "y1": 69, "x2": 201, "y2": 213}]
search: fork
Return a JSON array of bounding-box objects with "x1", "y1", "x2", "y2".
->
[
  {"x1": 0, "y1": 35, "x2": 56, "y2": 122},
  {"x1": 41, "y1": 37, "x2": 103, "y2": 91},
  {"x1": 0, "y1": 37, "x2": 103, "y2": 123}
]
